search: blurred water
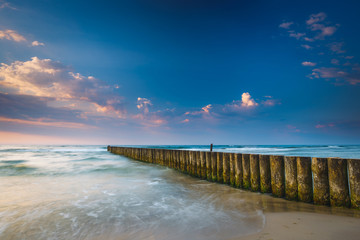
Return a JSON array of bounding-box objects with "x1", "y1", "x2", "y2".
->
[{"x1": 0, "y1": 145, "x2": 358, "y2": 240}]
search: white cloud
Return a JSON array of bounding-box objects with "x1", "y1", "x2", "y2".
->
[
  {"x1": 241, "y1": 92, "x2": 258, "y2": 108},
  {"x1": 0, "y1": 29, "x2": 26, "y2": 42},
  {"x1": 31, "y1": 41, "x2": 45, "y2": 46},
  {"x1": 279, "y1": 21, "x2": 293, "y2": 29},
  {"x1": 302, "y1": 61, "x2": 316, "y2": 66}
]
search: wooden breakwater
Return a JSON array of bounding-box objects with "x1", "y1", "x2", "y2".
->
[{"x1": 107, "y1": 146, "x2": 360, "y2": 209}]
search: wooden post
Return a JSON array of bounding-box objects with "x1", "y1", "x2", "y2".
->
[
  {"x1": 250, "y1": 154, "x2": 260, "y2": 192},
  {"x1": 312, "y1": 157, "x2": 330, "y2": 205},
  {"x1": 217, "y1": 152, "x2": 224, "y2": 183},
  {"x1": 206, "y1": 151, "x2": 212, "y2": 181},
  {"x1": 211, "y1": 152, "x2": 217, "y2": 182},
  {"x1": 284, "y1": 156, "x2": 298, "y2": 200},
  {"x1": 259, "y1": 155, "x2": 271, "y2": 193},
  {"x1": 229, "y1": 153, "x2": 236, "y2": 186},
  {"x1": 328, "y1": 158, "x2": 350, "y2": 207},
  {"x1": 270, "y1": 155, "x2": 285, "y2": 197},
  {"x1": 223, "y1": 153, "x2": 230, "y2": 185},
  {"x1": 348, "y1": 159, "x2": 360, "y2": 209},
  {"x1": 234, "y1": 153, "x2": 243, "y2": 188},
  {"x1": 297, "y1": 157, "x2": 313, "y2": 203},
  {"x1": 242, "y1": 154, "x2": 251, "y2": 189}
]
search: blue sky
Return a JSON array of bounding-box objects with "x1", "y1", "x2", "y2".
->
[{"x1": 0, "y1": 0, "x2": 360, "y2": 144}]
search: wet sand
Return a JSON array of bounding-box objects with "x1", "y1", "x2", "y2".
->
[{"x1": 241, "y1": 211, "x2": 360, "y2": 240}]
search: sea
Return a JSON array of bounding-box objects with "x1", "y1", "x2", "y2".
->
[{"x1": 1, "y1": 144, "x2": 359, "y2": 240}]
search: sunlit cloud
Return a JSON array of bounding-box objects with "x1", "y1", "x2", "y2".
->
[
  {"x1": 31, "y1": 40, "x2": 45, "y2": 46},
  {"x1": 0, "y1": 29, "x2": 26, "y2": 42},
  {"x1": 0, "y1": 116, "x2": 96, "y2": 129},
  {"x1": 302, "y1": 61, "x2": 316, "y2": 66},
  {"x1": 0, "y1": 57, "x2": 126, "y2": 118},
  {"x1": 240, "y1": 92, "x2": 258, "y2": 108}
]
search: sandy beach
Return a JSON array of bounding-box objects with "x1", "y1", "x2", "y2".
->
[{"x1": 241, "y1": 211, "x2": 360, "y2": 240}]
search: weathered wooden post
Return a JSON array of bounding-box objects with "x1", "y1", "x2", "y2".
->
[
  {"x1": 250, "y1": 154, "x2": 260, "y2": 191},
  {"x1": 328, "y1": 157, "x2": 350, "y2": 207},
  {"x1": 242, "y1": 154, "x2": 251, "y2": 189},
  {"x1": 217, "y1": 152, "x2": 224, "y2": 183},
  {"x1": 234, "y1": 153, "x2": 243, "y2": 188},
  {"x1": 191, "y1": 151, "x2": 197, "y2": 176},
  {"x1": 284, "y1": 156, "x2": 298, "y2": 200},
  {"x1": 312, "y1": 157, "x2": 330, "y2": 205},
  {"x1": 200, "y1": 151, "x2": 206, "y2": 179},
  {"x1": 259, "y1": 155, "x2": 271, "y2": 193},
  {"x1": 297, "y1": 156, "x2": 313, "y2": 203},
  {"x1": 223, "y1": 152, "x2": 230, "y2": 185},
  {"x1": 229, "y1": 153, "x2": 236, "y2": 186},
  {"x1": 211, "y1": 152, "x2": 217, "y2": 182},
  {"x1": 206, "y1": 151, "x2": 212, "y2": 180},
  {"x1": 196, "y1": 151, "x2": 201, "y2": 177},
  {"x1": 348, "y1": 159, "x2": 360, "y2": 209},
  {"x1": 270, "y1": 155, "x2": 285, "y2": 197}
]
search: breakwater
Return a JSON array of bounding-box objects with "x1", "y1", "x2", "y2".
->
[{"x1": 108, "y1": 146, "x2": 360, "y2": 209}]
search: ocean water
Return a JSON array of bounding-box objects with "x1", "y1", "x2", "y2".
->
[{"x1": 0, "y1": 145, "x2": 359, "y2": 240}]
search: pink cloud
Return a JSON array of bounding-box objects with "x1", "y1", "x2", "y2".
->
[
  {"x1": 0, "y1": 116, "x2": 96, "y2": 129},
  {"x1": 302, "y1": 61, "x2": 316, "y2": 66},
  {"x1": 301, "y1": 44, "x2": 312, "y2": 50},
  {"x1": 306, "y1": 12, "x2": 327, "y2": 25},
  {"x1": 329, "y1": 42, "x2": 346, "y2": 53},
  {"x1": 316, "y1": 123, "x2": 335, "y2": 129},
  {"x1": 289, "y1": 32, "x2": 306, "y2": 40},
  {"x1": 279, "y1": 21, "x2": 293, "y2": 29}
]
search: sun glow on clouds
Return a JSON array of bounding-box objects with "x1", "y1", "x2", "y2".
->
[
  {"x1": 0, "y1": 116, "x2": 95, "y2": 129},
  {"x1": 0, "y1": 57, "x2": 125, "y2": 119},
  {"x1": 0, "y1": 29, "x2": 26, "y2": 42}
]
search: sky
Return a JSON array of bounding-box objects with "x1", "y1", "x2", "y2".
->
[{"x1": 0, "y1": 0, "x2": 360, "y2": 145}]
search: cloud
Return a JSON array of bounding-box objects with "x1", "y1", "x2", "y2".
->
[
  {"x1": 304, "y1": 37, "x2": 314, "y2": 42},
  {"x1": 287, "y1": 124, "x2": 301, "y2": 132},
  {"x1": 134, "y1": 97, "x2": 167, "y2": 127},
  {"x1": 306, "y1": 12, "x2": 327, "y2": 25},
  {"x1": 316, "y1": 123, "x2": 335, "y2": 129},
  {"x1": 301, "y1": 44, "x2": 312, "y2": 50},
  {"x1": 0, "y1": 116, "x2": 95, "y2": 129},
  {"x1": 201, "y1": 104, "x2": 212, "y2": 113},
  {"x1": 31, "y1": 41, "x2": 45, "y2": 46},
  {"x1": 137, "y1": 97, "x2": 152, "y2": 114},
  {"x1": 0, "y1": 1, "x2": 16, "y2": 10},
  {"x1": 331, "y1": 59, "x2": 340, "y2": 65},
  {"x1": 0, "y1": 29, "x2": 26, "y2": 42},
  {"x1": 241, "y1": 92, "x2": 258, "y2": 108},
  {"x1": 279, "y1": 21, "x2": 293, "y2": 29},
  {"x1": 309, "y1": 67, "x2": 360, "y2": 85},
  {"x1": 329, "y1": 42, "x2": 345, "y2": 53},
  {"x1": 181, "y1": 119, "x2": 189, "y2": 123},
  {"x1": 302, "y1": 61, "x2": 316, "y2": 66},
  {"x1": 289, "y1": 32, "x2": 306, "y2": 40},
  {"x1": 0, "y1": 57, "x2": 126, "y2": 119}
]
